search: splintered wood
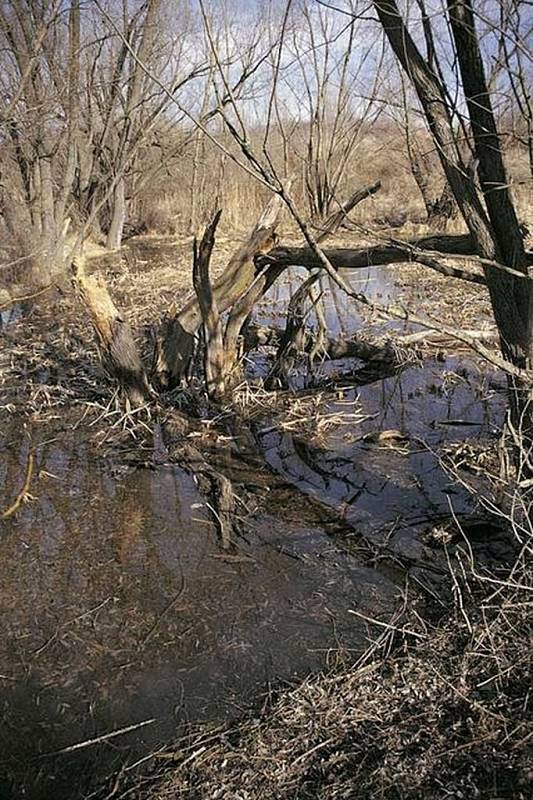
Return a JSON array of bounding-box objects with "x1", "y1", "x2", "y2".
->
[
  {"x1": 159, "y1": 185, "x2": 291, "y2": 386},
  {"x1": 71, "y1": 255, "x2": 150, "y2": 406},
  {"x1": 192, "y1": 210, "x2": 226, "y2": 401}
]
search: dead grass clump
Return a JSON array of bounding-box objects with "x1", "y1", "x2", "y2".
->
[
  {"x1": 138, "y1": 194, "x2": 182, "y2": 236},
  {"x1": 234, "y1": 388, "x2": 369, "y2": 445},
  {"x1": 138, "y1": 557, "x2": 531, "y2": 800}
]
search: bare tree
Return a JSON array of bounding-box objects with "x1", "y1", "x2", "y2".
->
[
  {"x1": 0, "y1": 0, "x2": 80, "y2": 281},
  {"x1": 76, "y1": 0, "x2": 200, "y2": 249},
  {"x1": 0, "y1": 0, "x2": 209, "y2": 282},
  {"x1": 497, "y1": 0, "x2": 533, "y2": 178},
  {"x1": 284, "y1": 0, "x2": 384, "y2": 221},
  {"x1": 372, "y1": 0, "x2": 532, "y2": 442}
]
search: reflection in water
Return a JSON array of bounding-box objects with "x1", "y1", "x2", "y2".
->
[
  {"x1": 261, "y1": 265, "x2": 407, "y2": 338},
  {"x1": 257, "y1": 265, "x2": 504, "y2": 561},
  {"x1": 260, "y1": 358, "x2": 504, "y2": 561},
  {"x1": 0, "y1": 424, "x2": 398, "y2": 800}
]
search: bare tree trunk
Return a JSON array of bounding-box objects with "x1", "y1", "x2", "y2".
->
[
  {"x1": 375, "y1": 0, "x2": 533, "y2": 470},
  {"x1": 192, "y1": 211, "x2": 227, "y2": 400},
  {"x1": 446, "y1": 0, "x2": 533, "y2": 459},
  {"x1": 106, "y1": 177, "x2": 126, "y2": 250},
  {"x1": 427, "y1": 181, "x2": 455, "y2": 232},
  {"x1": 35, "y1": 145, "x2": 65, "y2": 283}
]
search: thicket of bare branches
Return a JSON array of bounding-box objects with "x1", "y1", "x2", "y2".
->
[{"x1": 1, "y1": 1, "x2": 530, "y2": 268}]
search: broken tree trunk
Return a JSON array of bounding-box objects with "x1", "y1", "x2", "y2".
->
[
  {"x1": 158, "y1": 186, "x2": 291, "y2": 388},
  {"x1": 269, "y1": 273, "x2": 322, "y2": 386},
  {"x1": 313, "y1": 181, "x2": 382, "y2": 240},
  {"x1": 269, "y1": 181, "x2": 385, "y2": 384},
  {"x1": 72, "y1": 255, "x2": 150, "y2": 405},
  {"x1": 192, "y1": 210, "x2": 227, "y2": 401}
]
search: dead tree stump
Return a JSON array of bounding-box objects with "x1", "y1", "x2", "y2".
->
[{"x1": 72, "y1": 255, "x2": 150, "y2": 405}]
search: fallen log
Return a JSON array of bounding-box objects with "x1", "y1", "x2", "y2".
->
[
  {"x1": 399, "y1": 328, "x2": 498, "y2": 345},
  {"x1": 263, "y1": 231, "x2": 479, "y2": 273}
]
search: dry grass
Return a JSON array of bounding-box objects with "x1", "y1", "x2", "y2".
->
[
  {"x1": 233, "y1": 384, "x2": 369, "y2": 444},
  {"x1": 0, "y1": 222, "x2": 504, "y2": 433},
  {"x1": 112, "y1": 551, "x2": 531, "y2": 800},
  {"x1": 135, "y1": 129, "x2": 533, "y2": 239}
]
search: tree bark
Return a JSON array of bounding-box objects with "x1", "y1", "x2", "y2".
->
[
  {"x1": 375, "y1": 0, "x2": 533, "y2": 471},
  {"x1": 265, "y1": 233, "x2": 481, "y2": 279},
  {"x1": 106, "y1": 177, "x2": 126, "y2": 250},
  {"x1": 446, "y1": 0, "x2": 531, "y2": 368},
  {"x1": 373, "y1": 1, "x2": 496, "y2": 259},
  {"x1": 158, "y1": 189, "x2": 290, "y2": 387},
  {"x1": 192, "y1": 211, "x2": 227, "y2": 401}
]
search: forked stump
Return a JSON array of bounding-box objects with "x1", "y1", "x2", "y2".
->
[{"x1": 158, "y1": 183, "x2": 293, "y2": 387}]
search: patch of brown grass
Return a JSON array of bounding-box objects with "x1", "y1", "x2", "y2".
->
[{"x1": 124, "y1": 556, "x2": 531, "y2": 800}]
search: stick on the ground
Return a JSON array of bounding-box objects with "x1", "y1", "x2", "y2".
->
[
  {"x1": 42, "y1": 718, "x2": 156, "y2": 756},
  {"x1": 2, "y1": 450, "x2": 34, "y2": 519}
]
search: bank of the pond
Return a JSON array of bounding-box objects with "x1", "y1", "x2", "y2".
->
[{"x1": 110, "y1": 559, "x2": 532, "y2": 800}]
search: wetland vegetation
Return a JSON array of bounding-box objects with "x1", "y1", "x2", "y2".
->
[{"x1": 0, "y1": 1, "x2": 532, "y2": 798}]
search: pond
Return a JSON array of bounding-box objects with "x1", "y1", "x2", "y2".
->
[{"x1": 0, "y1": 264, "x2": 505, "y2": 799}]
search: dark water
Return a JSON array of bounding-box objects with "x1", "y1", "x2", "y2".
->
[
  {"x1": 0, "y1": 266, "x2": 505, "y2": 799},
  {"x1": 0, "y1": 302, "x2": 23, "y2": 329},
  {"x1": 0, "y1": 424, "x2": 401, "y2": 799},
  {"x1": 258, "y1": 266, "x2": 504, "y2": 554}
]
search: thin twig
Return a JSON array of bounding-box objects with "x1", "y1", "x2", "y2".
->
[{"x1": 42, "y1": 719, "x2": 156, "y2": 756}]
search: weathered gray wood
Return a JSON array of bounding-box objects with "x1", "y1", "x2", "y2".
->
[
  {"x1": 192, "y1": 210, "x2": 226, "y2": 400},
  {"x1": 159, "y1": 188, "x2": 291, "y2": 386},
  {"x1": 248, "y1": 324, "x2": 404, "y2": 365}
]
